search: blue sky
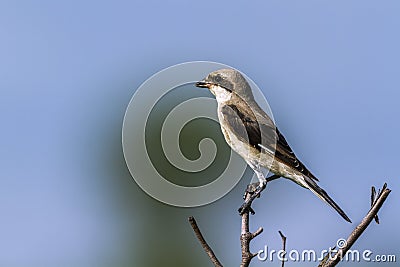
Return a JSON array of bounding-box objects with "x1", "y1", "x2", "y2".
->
[{"x1": 0, "y1": 1, "x2": 399, "y2": 266}]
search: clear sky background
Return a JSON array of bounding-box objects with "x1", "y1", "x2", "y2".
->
[{"x1": 0, "y1": 1, "x2": 399, "y2": 267}]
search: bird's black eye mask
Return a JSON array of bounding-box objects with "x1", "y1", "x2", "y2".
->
[
  {"x1": 214, "y1": 74, "x2": 223, "y2": 83},
  {"x1": 220, "y1": 85, "x2": 233, "y2": 93},
  {"x1": 214, "y1": 76, "x2": 234, "y2": 93}
]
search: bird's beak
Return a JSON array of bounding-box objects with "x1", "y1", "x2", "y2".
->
[{"x1": 195, "y1": 81, "x2": 211, "y2": 88}]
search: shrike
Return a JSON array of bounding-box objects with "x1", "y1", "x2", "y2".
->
[{"x1": 196, "y1": 68, "x2": 351, "y2": 222}]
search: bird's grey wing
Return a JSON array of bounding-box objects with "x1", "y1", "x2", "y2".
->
[
  {"x1": 222, "y1": 104, "x2": 318, "y2": 181},
  {"x1": 221, "y1": 104, "x2": 276, "y2": 153}
]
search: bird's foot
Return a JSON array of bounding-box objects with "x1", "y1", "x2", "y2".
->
[
  {"x1": 242, "y1": 182, "x2": 259, "y2": 198},
  {"x1": 238, "y1": 182, "x2": 267, "y2": 215}
]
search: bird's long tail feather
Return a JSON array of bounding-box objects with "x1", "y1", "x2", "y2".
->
[{"x1": 303, "y1": 176, "x2": 352, "y2": 223}]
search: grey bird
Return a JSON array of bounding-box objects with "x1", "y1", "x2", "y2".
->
[{"x1": 195, "y1": 68, "x2": 351, "y2": 223}]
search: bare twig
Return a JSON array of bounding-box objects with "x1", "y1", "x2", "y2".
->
[
  {"x1": 240, "y1": 189, "x2": 264, "y2": 267},
  {"x1": 278, "y1": 231, "x2": 287, "y2": 267},
  {"x1": 371, "y1": 186, "x2": 380, "y2": 224},
  {"x1": 319, "y1": 183, "x2": 391, "y2": 267},
  {"x1": 370, "y1": 186, "x2": 375, "y2": 206},
  {"x1": 188, "y1": 216, "x2": 223, "y2": 267}
]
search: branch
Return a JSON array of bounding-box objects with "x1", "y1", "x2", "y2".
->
[
  {"x1": 278, "y1": 231, "x2": 287, "y2": 267},
  {"x1": 188, "y1": 216, "x2": 223, "y2": 267},
  {"x1": 319, "y1": 183, "x2": 391, "y2": 267},
  {"x1": 240, "y1": 185, "x2": 266, "y2": 267},
  {"x1": 371, "y1": 186, "x2": 380, "y2": 224}
]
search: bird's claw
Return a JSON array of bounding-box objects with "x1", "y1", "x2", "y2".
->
[
  {"x1": 238, "y1": 182, "x2": 266, "y2": 215},
  {"x1": 238, "y1": 202, "x2": 255, "y2": 215}
]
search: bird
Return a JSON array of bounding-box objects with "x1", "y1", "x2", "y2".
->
[{"x1": 195, "y1": 68, "x2": 351, "y2": 223}]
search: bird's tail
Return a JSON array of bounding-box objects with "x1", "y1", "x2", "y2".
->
[{"x1": 302, "y1": 176, "x2": 352, "y2": 223}]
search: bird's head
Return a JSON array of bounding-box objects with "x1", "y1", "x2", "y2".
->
[{"x1": 195, "y1": 68, "x2": 255, "y2": 102}]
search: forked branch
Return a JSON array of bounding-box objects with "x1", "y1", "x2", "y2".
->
[{"x1": 319, "y1": 183, "x2": 391, "y2": 267}]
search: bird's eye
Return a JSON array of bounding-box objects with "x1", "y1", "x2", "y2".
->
[{"x1": 215, "y1": 75, "x2": 222, "y2": 83}]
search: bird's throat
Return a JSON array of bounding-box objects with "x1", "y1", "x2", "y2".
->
[{"x1": 210, "y1": 85, "x2": 232, "y2": 104}]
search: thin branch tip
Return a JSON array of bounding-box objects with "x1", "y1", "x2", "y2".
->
[
  {"x1": 278, "y1": 230, "x2": 286, "y2": 240},
  {"x1": 188, "y1": 216, "x2": 223, "y2": 267},
  {"x1": 252, "y1": 227, "x2": 263, "y2": 239},
  {"x1": 278, "y1": 230, "x2": 287, "y2": 267}
]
